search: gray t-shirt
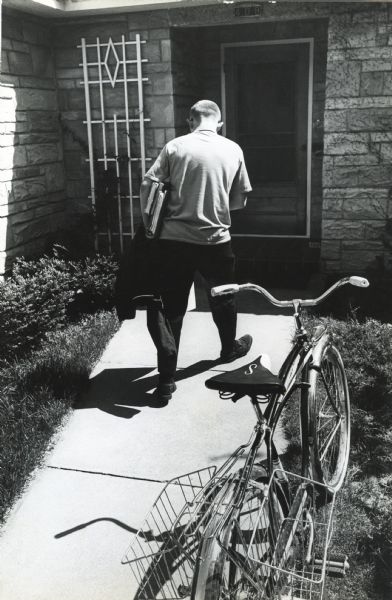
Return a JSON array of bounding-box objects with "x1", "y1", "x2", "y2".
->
[{"x1": 144, "y1": 130, "x2": 252, "y2": 244}]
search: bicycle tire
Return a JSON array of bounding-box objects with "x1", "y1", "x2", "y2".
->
[
  {"x1": 191, "y1": 469, "x2": 286, "y2": 600},
  {"x1": 308, "y1": 340, "x2": 350, "y2": 493}
]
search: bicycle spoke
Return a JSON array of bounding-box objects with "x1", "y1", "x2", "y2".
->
[{"x1": 319, "y1": 419, "x2": 341, "y2": 462}]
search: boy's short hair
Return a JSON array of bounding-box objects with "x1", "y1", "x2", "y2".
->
[{"x1": 190, "y1": 100, "x2": 221, "y2": 121}]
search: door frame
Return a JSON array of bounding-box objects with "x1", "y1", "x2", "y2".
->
[{"x1": 220, "y1": 37, "x2": 314, "y2": 239}]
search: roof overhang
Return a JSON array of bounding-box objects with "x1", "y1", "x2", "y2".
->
[
  {"x1": 2, "y1": 0, "x2": 388, "y2": 18},
  {"x1": 2, "y1": 0, "x2": 226, "y2": 17}
]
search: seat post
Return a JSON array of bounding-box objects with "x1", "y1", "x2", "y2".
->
[{"x1": 251, "y1": 396, "x2": 265, "y2": 424}]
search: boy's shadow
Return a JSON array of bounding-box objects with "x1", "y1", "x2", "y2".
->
[{"x1": 76, "y1": 359, "x2": 220, "y2": 418}]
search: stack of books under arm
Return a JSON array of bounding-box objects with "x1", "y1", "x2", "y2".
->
[{"x1": 145, "y1": 179, "x2": 169, "y2": 239}]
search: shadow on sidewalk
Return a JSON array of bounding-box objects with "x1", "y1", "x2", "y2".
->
[{"x1": 76, "y1": 360, "x2": 220, "y2": 417}]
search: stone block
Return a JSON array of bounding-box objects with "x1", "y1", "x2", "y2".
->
[
  {"x1": 321, "y1": 240, "x2": 341, "y2": 261},
  {"x1": 31, "y1": 46, "x2": 55, "y2": 79},
  {"x1": 333, "y1": 154, "x2": 378, "y2": 167},
  {"x1": 161, "y1": 40, "x2": 172, "y2": 63},
  {"x1": 326, "y1": 60, "x2": 361, "y2": 98},
  {"x1": 324, "y1": 133, "x2": 369, "y2": 155},
  {"x1": 26, "y1": 143, "x2": 61, "y2": 165},
  {"x1": 371, "y1": 132, "x2": 392, "y2": 142},
  {"x1": 383, "y1": 73, "x2": 392, "y2": 94},
  {"x1": 145, "y1": 95, "x2": 174, "y2": 128},
  {"x1": 322, "y1": 197, "x2": 344, "y2": 218},
  {"x1": 13, "y1": 165, "x2": 43, "y2": 179},
  {"x1": 323, "y1": 219, "x2": 364, "y2": 240},
  {"x1": 22, "y1": 23, "x2": 41, "y2": 45},
  {"x1": 45, "y1": 162, "x2": 66, "y2": 193},
  {"x1": 67, "y1": 89, "x2": 88, "y2": 111},
  {"x1": 345, "y1": 47, "x2": 392, "y2": 61},
  {"x1": 360, "y1": 71, "x2": 384, "y2": 96},
  {"x1": 327, "y1": 96, "x2": 392, "y2": 110},
  {"x1": 326, "y1": 164, "x2": 392, "y2": 188},
  {"x1": 11, "y1": 177, "x2": 46, "y2": 203},
  {"x1": 165, "y1": 128, "x2": 176, "y2": 143},
  {"x1": 57, "y1": 79, "x2": 77, "y2": 90},
  {"x1": 17, "y1": 132, "x2": 60, "y2": 146},
  {"x1": 364, "y1": 221, "x2": 387, "y2": 241},
  {"x1": 144, "y1": 62, "x2": 171, "y2": 75},
  {"x1": 343, "y1": 195, "x2": 388, "y2": 220},
  {"x1": 152, "y1": 72, "x2": 173, "y2": 95},
  {"x1": 54, "y1": 47, "x2": 81, "y2": 70},
  {"x1": 323, "y1": 110, "x2": 347, "y2": 133},
  {"x1": 19, "y1": 77, "x2": 56, "y2": 90},
  {"x1": 153, "y1": 128, "x2": 166, "y2": 149},
  {"x1": 342, "y1": 240, "x2": 383, "y2": 252},
  {"x1": 16, "y1": 89, "x2": 58, "y2": 111},
  {"x1": 362, "y1": 59, "x2": 392, "y2": 72},
  {"x1": 143, "y1": 41, "x2": 161, "y2": 63},
  {"x1": 12, "y1": 41, "x2": 30, "y2": 53},
  {"x1": 149, "y1": 29, "x2": 170, "y2": 40},
  {"x1": 2, "y1": 16, "x2": 24, "y2": 42},
  {"x1": 378, "y1": 143, "x2": 392, "y2": 162},
  {"x1": 347, "y1": 107, "x2": 392, "y2": 131},
  {"x1": 8, "y1": 51, "x2": 34, "y2": 76},
  {"x1": 56, "y1": 67, "x2": 84, "y2": 80},
  {"x1": 1, "y1": 38, "x2": 13, "y2": 51},
  {"x1": 330, "y1": 24, "x2": 377, "y2": 50}
]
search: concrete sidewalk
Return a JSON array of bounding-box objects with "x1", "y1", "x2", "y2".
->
[{"x1": 0, "y1": 309, "x2": 293, "y2": 600}]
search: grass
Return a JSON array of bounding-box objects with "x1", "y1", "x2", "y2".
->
[
  {"x1": 282, "y1": 315, "x2": 392, "y2": 600},
  {"x1": 0, "y1": 311, "x2": 119, "y2": 525}
]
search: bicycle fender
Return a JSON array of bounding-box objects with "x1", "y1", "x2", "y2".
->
[{"x1": 309, "y1": 332, "x2": 330, "y2": 369}]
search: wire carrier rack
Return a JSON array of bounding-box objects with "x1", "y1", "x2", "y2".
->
[{"x1": 242, "y1": 470, "x2": 339, "y2": 600}]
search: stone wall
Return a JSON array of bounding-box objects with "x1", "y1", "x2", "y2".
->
[
  {"x1": 322, "y1": 4, "x2": 392, "y2": 274},
  {"x1": 2, "y1": 2, "x2": 392, "y2": 274},
  {"x1": 0, "y1": 8, "x2": 67, "y2": 275}
]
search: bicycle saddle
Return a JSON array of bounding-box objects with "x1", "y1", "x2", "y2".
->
[{"x1": 205, "y1": 355, "x2": 286, "y2": 396}]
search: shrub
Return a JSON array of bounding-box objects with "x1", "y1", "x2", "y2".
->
[
  {"x1": 68, "y1": 254, "x2": 118, "y2": 315},
  {"x1": 0, "y1": 258, "x2": 74, "y2": 360},
  {"x1": 0, "y1": 255, "x2": 119, "y2": 361}
]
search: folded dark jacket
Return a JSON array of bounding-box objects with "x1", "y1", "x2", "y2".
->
[{"x1": 114, "y1": 225, "x2": 161, "y2": 320}]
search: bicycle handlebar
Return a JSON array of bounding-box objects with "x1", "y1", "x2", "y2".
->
[{"x1": 211, "y1": 276, "x2": 369, "y2": 308}]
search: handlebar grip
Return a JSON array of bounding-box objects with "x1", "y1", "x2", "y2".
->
[
  {"x1": 349, "y1": 276, "x2": 369, "y2": 288},
  {"x1": 211, "y1": 284, "x2": 240, "y2": 297}
]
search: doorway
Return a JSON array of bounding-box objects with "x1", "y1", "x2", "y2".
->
[{"x1": 222, "y1": 39, "x2": 313, "y2": 238}]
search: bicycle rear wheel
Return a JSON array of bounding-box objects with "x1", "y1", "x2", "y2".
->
[
  {"x1": 308, "y1": 341, "x2": 350, "y2": 492},
  {"x1": 192, "y1": 469, "x2": 285, "y2": 600}
]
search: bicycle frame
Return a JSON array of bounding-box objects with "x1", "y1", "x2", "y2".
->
[{"x1": 127, "y1": 276, "x2": 368, "y2": 600}]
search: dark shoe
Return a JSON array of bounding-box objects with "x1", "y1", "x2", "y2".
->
[
  {"x1": 220, "y1": 335, "x2": 253, "y2": 363},
  {"x1": 153, "y1": 381, "x2": 177, "y2": 402}
]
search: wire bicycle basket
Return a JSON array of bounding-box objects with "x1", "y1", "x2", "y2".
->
[
  {"x1": 242, "y1": 470, "x2": 338, "y2": 600},
  {"x1": 123, "y1": 465, "x2": 248, "y2": 600}
]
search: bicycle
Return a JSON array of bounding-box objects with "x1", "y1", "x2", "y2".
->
[{"x1": 123, "y1": 276, "x2": 368, "y2": 600}]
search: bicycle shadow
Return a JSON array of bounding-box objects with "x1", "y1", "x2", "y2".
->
[
  {"x1": 123, "y1": 524, "x2": 199, "y2": 600},
  {"x1": 76, "y1": 359, "x2": 220, "y2": 418}
]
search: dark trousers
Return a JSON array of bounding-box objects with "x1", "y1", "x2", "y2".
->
[{"x1": 146, "y1": 240, "x2": 237, "y2": 381}]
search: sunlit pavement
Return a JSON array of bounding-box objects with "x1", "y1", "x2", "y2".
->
[{"x1": 0, "y1": 307, "x2": 294, "y2": 600}]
